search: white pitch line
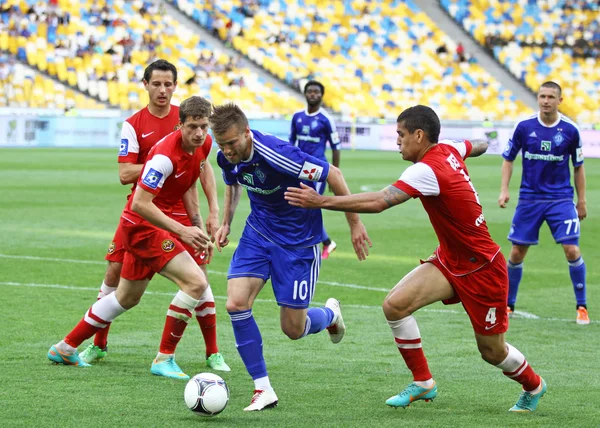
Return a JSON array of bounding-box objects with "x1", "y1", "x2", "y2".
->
[
  {"x1": 1, "y1": 281, "x2": 595, "y2": 324},
  {"x1": 0, "y1": 253, "x2": 588, "y2": 323},
  {"x1": 0, "y1": 253, "x2": 392, "y2": 292}
]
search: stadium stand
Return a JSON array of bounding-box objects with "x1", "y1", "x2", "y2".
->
[
  {"x1": 0, "y1": 0, "x2": 303, "y2": 114},
  {"x1": 0, "y1": 54, "x2": 105, "y2": 109},
  {"x1": 441, "y1": 0, "x2": 600, "y2": 125},
  {"x1": 172, "y1": 0, "x2": 533, "y2": 121}
]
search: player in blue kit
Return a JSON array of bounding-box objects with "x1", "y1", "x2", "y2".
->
[
  {"x1": 290, "y1": 81, "x2": 341, "y2": 259},
  {"x1": 209, "y1": 103, "x2": 371, "y2": 411},
  {"x1": 498, "y1": 81, "x2": 589, "y2": 324}
]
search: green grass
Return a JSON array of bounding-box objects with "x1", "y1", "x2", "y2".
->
[{"x1": 0, "y1": 148, "x2": 598, "y2": 427}]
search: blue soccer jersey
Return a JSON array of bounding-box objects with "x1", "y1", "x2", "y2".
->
[
  {"x1": 502, "y1": 113, "x2": 584, "y2": 201},
  {"x1": 289, "y1": 108, "x2": 340, "y2": 162},
  {"x1": 217, "y1": 130, "x2": 330, "y2": 247}
]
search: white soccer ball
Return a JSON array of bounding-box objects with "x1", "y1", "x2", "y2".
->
[{"x1": 184, "y1": 372, "x2": 229, "y2": 417}]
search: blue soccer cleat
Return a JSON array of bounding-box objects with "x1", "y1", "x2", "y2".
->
[
  {"x1": 386, "y1": 382, "x2": 438, "y2": 408},
  {"x1": 509, "y1": 378, "x2": 547, "y2": 412},
  {"x1": 150, "y1": 355, "x2": 190, "y2": 380},
  {"x1": 48, "y1": 345, "x2": 91, "y2": 367}
]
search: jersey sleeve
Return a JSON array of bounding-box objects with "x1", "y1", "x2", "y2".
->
[
  {"x1": 216, "y1": 151, "x2": 238, "y2": 185},
  {"x1": 118, "y1": 121, "x2": 140, "y2": 163},
  {"x1": 439, "y1": 139, "x2": 472, "y2": 159},
  {"x1": 392, "y1": 163, "x2": 440, "y2": 197},
  {"x1": 324, "y1": 115, "x2": 341, "y2": 150},
  {"x1": 570, "y1": 126, "x2": 584, "y2": 167},
  {"x1": 255, "y1": 135, "x2": 330, "y2": 182},
  {"x1": 502, "y1": 122, "x2": 523, "y2": 161},
  {"x1": 289, "y1": 114, "x2": 298, "y2": 146},
  {"x1": 137, "y1": 154, "x2": 173, "y2": 195}
]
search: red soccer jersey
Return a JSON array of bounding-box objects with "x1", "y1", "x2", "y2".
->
[
  {"x1": 118, "y1": 105, "x2": 180, "y2": 191},
  {"x1": 122, "y1": 129, "x2": 212, "y2": 224},
  {"x1": 393, "y1": 140, "x2": 500, "y2": 276}
]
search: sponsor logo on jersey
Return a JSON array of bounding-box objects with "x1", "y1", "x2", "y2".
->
[
  {"x1": 107, "y1": 242, "x2": 116, "y2": 254},
  {"x1": 302, "y1": 125, "x2": 310, "y2": 134},
  {"x1": 553, "y1": 132, "x2": 564, "y2": 145},
  {"x1": 540, "y1": 140, "x2": 551, "y2": 151},
  {"x1": 119, "y1": 139, "x2": 129, "y2": 156},
  {"x1": 529, "y1": 131, "x2": 537, "y2": 138},
  {"x1": 576, "y1": 147, "x2": 584, "y2": 163},
  {"x1": 141, "y1": 131, "x2": 155, "y2": 138},
  {"x1": 299, "y1": 161, "x2": 324, "y2": 181},
  {"x1": 142, "y1": 168, "x2": 163, "y2": 189},
  {"x1": 240, "y1": 183, "x2": 281, "y2": 195},
  {"x1": 242, "y1": 172, "x2": 254, "y2": 185},
  {"x1": 524, "y1": 151, "x2": 564, "y2": 162},
  {"x1": 162, "y1": 239, "x2": 175, "y2": 252}
]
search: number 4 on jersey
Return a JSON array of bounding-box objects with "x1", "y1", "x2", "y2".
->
[{"x1": 485, "y1": 307, "x2": 497, "y2": 324}]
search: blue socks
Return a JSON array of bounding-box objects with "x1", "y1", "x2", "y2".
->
[
  {"x1": 568, "y1": 257, "x2": 587, "y2": 307},
  {"x1": 507, "y1": 260, "x2": 523, "y2": 309},
  {"x1": 301, "y1": 307, "x2": 335, "y2": 338},
  {"x1": 229, "y1": 310, "x2": 267, "y2": 380}
]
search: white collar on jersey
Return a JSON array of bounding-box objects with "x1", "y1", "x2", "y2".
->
[
  {"x1": 242, "y1": 130, "x2": 255, "y2": 163},
  {"x1": 537, "y1": 112, "x2": 561, "y2": 128},
  {"x1": 304, "y1": 108, "x2": 322, "y2": 117}
]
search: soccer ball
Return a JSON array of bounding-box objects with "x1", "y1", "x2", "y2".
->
[{"x1": 184, "y1": 373, "x2": 229, "y2": 417}]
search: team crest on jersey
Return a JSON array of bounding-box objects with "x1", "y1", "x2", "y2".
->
[
  {"x1": 242, "y1": 172, "x2": 254, "y2": 185},
  {"x1": 162, "y1": 239, "x2": 175, "y2": 252},
  {"x1": 311, "y1": 120, "x2": 319, "y2": 130},
  {"x1": 302, "y1": 125, "x2": 310, "y2": 134},
  {"x1": 255, "y1": 168, "x2": 266, "y2": 183},
  {"x1": 107, "y1": 242, "x2": 116, "y2": 254},
  {"x1": 553, "y1": 132, "x2": 564, "y2": 145},
  {"x1": 119, "y1": 139, "x2": 129, "y2": 156},
  {"x1": 142, "y1": 168, "x2": 163, "y2": 189},
  {"x1": 540, "y1": 140, "x2": 551, "y2": 151}
]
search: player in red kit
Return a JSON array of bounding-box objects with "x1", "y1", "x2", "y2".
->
[
  {"x1": 79, "y1": 60, "x2": 229, "y2": 373},
  {"x1": 285, "y1": 105, "x2": 546, "y2": 413}
]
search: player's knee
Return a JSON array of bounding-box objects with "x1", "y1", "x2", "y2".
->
[
  {"x1": 105, "y1": 262, "x2": 122, "y2": 287},
  {"x1": 225, "y1": 299, "x2": 250, "y2": 313},
  {"x1": 281, "y1": 324, "x2": 304, "y2": 340},
  {"x1": 563, "y1": 245, "x2": 580, "y2": 261},
  {"x1": 509, "y1": 247, "x2": 526, "y2": 264},
  {"x1": 477, "y1": 342, "x2": 505, "y2": 365},
  {"x1": 115, "y1": 293, "x2": 141, "y2": 310},
  {"x1": 179, "y1": 274, "x2": 208, "y2": 300},
  {"x1": 382, "y1": 296, "x2": 411, "y2": 320}
]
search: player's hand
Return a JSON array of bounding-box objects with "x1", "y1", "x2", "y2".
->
[
  {"x1": 206, "y1": 212, "x2": 220, "y2": 242},
  {"x1": 203, "y1": 241, "x2": 214, "y2": 263},
  {"x1": 577, "y1": 200, "x2": 587, "y2": 221},
  {"x1": 284, "y1": 183, "x2": 324, "y2": 209},
  {"x1": 350, "y1": 221, "x2": 372, "y2": 261},
  {"x1": 180, "y1": 226, "x2": 210, "y2": 251},
  {"x1": 214, "y1": 224, "x2": 231, "y2": 252},
  {"x1": 498, "y1": 190, "x2": 510, "y2": 208}
]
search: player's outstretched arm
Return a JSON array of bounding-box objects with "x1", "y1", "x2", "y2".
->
[
  {"x1": 215, "y1": 183, "x2": 242, "y2": 252},
  {"x1": 118, "y1": 163, "x2": 144, "y2": 185},
  {"x1": 132, "y1": 186, "x2": 210, "y2": 250},
  {"x1": 574, "y1": 164, "x2": 587, "y2": 220},
  {"x1": 498, "y1": 159, "x2": 514, "y2": 208},
  {"x1": 199, "y1": 159, "x2": 220, "y2": 239},
  {"x1": 468, "y1": 139, "x2": 489, "y2": 158}
]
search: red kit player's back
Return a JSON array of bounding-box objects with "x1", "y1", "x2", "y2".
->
[{"x1": 393, "y1": 140, "x2": 500, "y2": 275}]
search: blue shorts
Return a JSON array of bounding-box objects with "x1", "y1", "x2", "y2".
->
[
  {"x1": 508, "y1": 200, "x2": 580, "y2": 246},
  {"x1": 228, "y1": 225, "x2": 321, "y2": 308}
]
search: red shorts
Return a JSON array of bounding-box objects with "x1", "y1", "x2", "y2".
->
[
  {"x1": 105, "y1": 222, "x2": 126, "y2": 263},
  {"x1": 423, "y1": 252, "x2": 509, "y2": 335},
  {"x1": 167, "y1": 212, "x2": 209, "y2": 265},
  {"x1": 120, "y1": 218, "x2": 186, "y2": 281}
]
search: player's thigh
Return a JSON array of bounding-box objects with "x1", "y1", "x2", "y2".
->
[
  {"x1": 104, "y1": 261, "x2": 123, "y2": 287},
  {"x1": 383, "y1": 262, "x2": 454, "y2": 318},
  {"x1": 545, "y1": 200, "x2": 580, "y2": 245},
  {"x1": 508, "y1": 203, "x2": 545, "y2": 245},
  {"x1": 270, "y1": 243, "x2": 320, "y2": 309},
  {"x1": 115, "y1": 277, "x2": 150, "y2": 309},
  {"x1": 160, "y1": 251, "x2": 208, "y2": 298},
  {"x1": 226, "y1": 277, "x2": 266, "y2": 311},
  {"x1": 279, "y1": 306, "x2": 308, "y2": 339}
]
